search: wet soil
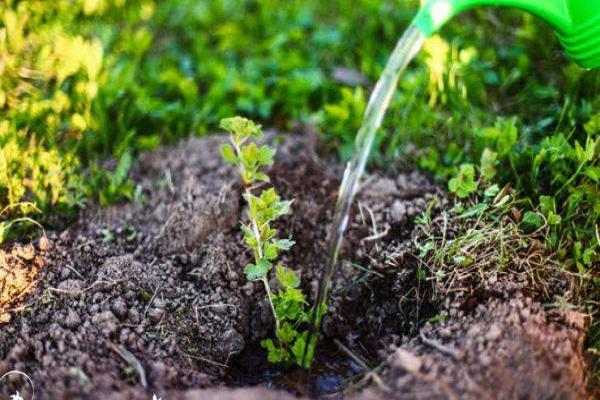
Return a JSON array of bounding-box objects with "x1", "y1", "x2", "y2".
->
[{"x1": 0, "y1": 131, "x2": 590, "y2": 399}]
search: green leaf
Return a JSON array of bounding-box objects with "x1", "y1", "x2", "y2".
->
[
  {"x1": 584, "y1": 111, "x2": 600, "y2": 134},
  {"x1": 244, "y1": 259, "x2": 271, "y2": 280},
  {"x1": 254, "y1": 172, "x2": 270, "y2": 182},
  {"x1": 276, "y1": 322, "x2": 298, "y2": 344},
  {"x1": 220, "y1": 143, "x2": 237, "y2": 164},
  {"x1": 547, "y1": 212, "x2": 562, "y2": 225},
  {"x1": 261, "y1": 339, "x2": 288, "y2": 364},
  {"x1": 277, "y1": 264, "x2": 299, "y2": 289},
  {"x1": 259, "y1": 188, "x2": 280, "y2": 207},
  {"x1": 582, "y1": 247, "x2": 595, "y2": 266},
  {"x1": 453, "y1": 255, "x2": 473, "y2": 267},
  {"x1": 273, "y1": 239, "x2": 295, "y2": 251},
  {"x1": 240, "y1": 142, "x2": 261, "y2": 167},
  {"x1": 257, "y1": 145, "x2": 276, "y2": 166},
  {"x1": 263, "y1": 242, "x2": 278, "y2": 260},
  {"x1": 240, "y1": 223, "x2": 254, "y2": 240},
  {"x1": 521, "y1": 211, "x2": 543, "y2": 231},
  {"x1": 539, "y1": 195, "x2": 555, "y2": 215},
  {"x1": 584, "y1": 166, "x2": 600, "y2": 182},
  {"x1": 484, "y1": 184, "x2": 500, "y2": 198},
  {"x1": 584, "y1": 136, "x2": 596, "y2": 162},
  {"x1": 480, "y1": 148, "x2": 497, "y2": 182},
  {"x1": 114, "y1": 151, "x2": 133, "y2": 186},
  {"x1": 418, "y1": 241, "x2": 434, "y2": 258},
  {"x1": 574, "y1": 140, "x2": 586, "y2": 164},
  {"x1": 281, "y1": 287, "x2": 305, "y2": 303},
  {"x1": 220, "y1": 116, "x2": 262, "y2": 140},
  {"x1": 275, "y1": 200, "x2": 292, "y2": 217},
  {"x1": 448, "y1": 164, "x2": 478, "y2": 198},
  {"x1": 460, "y1": 203, "x2": 488, "y2": 218},
  {"x1": 274, "y1": 287, "x2": 306, "y2": 321},
  {"x1": 240, "y1": 224, "x2": 258, "y2": 249},
  {"x1": 291, "y1": 333, "x2": 315, "y2": 368},
  {"x1": 491, "y1": 117, "x2": 519, "y2": 156}
]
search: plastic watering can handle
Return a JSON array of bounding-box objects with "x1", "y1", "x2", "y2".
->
[{"x1": 414, "y1": 0, "x2": 600, "y2": 68}]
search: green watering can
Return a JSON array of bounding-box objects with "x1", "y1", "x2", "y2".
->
[{"x1": 414, "y1": 0, "x2": 600, "y2": 68}]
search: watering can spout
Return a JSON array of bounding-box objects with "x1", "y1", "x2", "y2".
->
[{"x1": 414, "y1": 0, "x2": 600, "y2": 68}]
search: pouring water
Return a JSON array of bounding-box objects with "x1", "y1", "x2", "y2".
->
[{"x1": 304, "y1": 22, "x2": 426, "y2": 367}]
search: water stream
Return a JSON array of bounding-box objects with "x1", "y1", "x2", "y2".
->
[{"x1": 305, "y1": 22, "x2": 426, "y2": 368}]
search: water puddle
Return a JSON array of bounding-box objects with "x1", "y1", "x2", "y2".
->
[{"x1": 228, "y1": 340, "x2": 365, "y2": 398}]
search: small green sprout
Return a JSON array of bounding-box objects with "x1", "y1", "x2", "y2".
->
[
  {"x1": 448, "y1": 163, "x2": 478, "y2": 198},
  {"x1": 220, "y1": 116, "x2": 314, "y2": 368}
]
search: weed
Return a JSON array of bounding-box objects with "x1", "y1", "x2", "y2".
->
[
  {"x1": 413, "y1": 193, "x2": 579, "y2": 302},
  {"x1": 220, "y1": 116, "x2": 314, "y2": 368}
]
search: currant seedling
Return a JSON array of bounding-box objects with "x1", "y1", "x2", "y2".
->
[{"x1": 220, "y1": 116, "x2": 314, "y2": 368}]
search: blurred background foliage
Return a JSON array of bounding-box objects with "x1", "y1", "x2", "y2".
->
[{"x1": 0, "y1": 1, "x2": 597, "y2": 280}]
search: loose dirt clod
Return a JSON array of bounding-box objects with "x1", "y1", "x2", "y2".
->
[{"x1": 0, "y1": 133, "x2": 589, "y2": 399}]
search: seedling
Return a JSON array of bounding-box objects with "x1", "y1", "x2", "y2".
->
[{"x1": 220, "y1": 116, "x2": 314, "y2": 368}]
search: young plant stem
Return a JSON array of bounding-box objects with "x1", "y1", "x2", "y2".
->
[
  {"x1": 249, "y1": 193, "x2": 281, "y2": 332},
  {"x1": 262, "y1": 277, "x2": 280, "y2": 332},
  {"x1": 233, "y1": 138, "x2": 281, "y2": 333}
]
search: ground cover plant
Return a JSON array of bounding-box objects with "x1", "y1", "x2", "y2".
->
[{"x1": 220, "y1": 116, "x2": 314, "y2": 367}]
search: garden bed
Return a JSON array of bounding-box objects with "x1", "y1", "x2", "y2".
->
[{"x1": 0, "y1": 132, "x2": 589, "y2": 399}]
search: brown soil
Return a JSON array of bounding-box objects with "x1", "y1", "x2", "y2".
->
[{"x1": 0, "y1": 132, "x2": 590, "y2": 399}]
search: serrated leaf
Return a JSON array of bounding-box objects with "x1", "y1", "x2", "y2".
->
[
  {"x1": 240, "y1": 142, "x2": 260, "y2": 166},
  {"x1": 261, "y1": 338, "x2": 287, "y2": 364},
  {"x1": 448, "y1": 164, "x2": 478, "y2": 198},
  {"x1": 276, "y1": 322, "x2": 298, "y2": 344},
  {"x1": 220, "y1": 116, "x2": 262, "y2": 140},
  {"x1": 273, "y1": 239, "x2": 295, "y2": 250},
  {"x1": 277, "y1": 264, "x2": 299, "y2": 289},
  {"x1": 259, "y1": 188, "x2": 279, "y2": 205},
  {"x1": 281, "y1": 287, "x2": 304, "y2": 303},
  {"x1": 521, "y1": 211, "x2": 543, "y2": 231},
  {"x1": 220, "y1": 143, "x2": 237, "y2": 164},
  {"x1": 240, "y1": 223, "x2": 254, "y2": 241},
  {"x1": 547, "y1": 212, "x2": 562, "y2": 225},
  {"x1": 275, "y1": 200, "x2": 292, "y2": 217},
  {"x1": 244, "y1": 259, "x2": 271, "y2": 280},
  {"x1": 263, "y1": 242, "x2": 278, "y2": 260},
  {"x1": 257, "y1": 145, "x2": 276, "y2": 166}
]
